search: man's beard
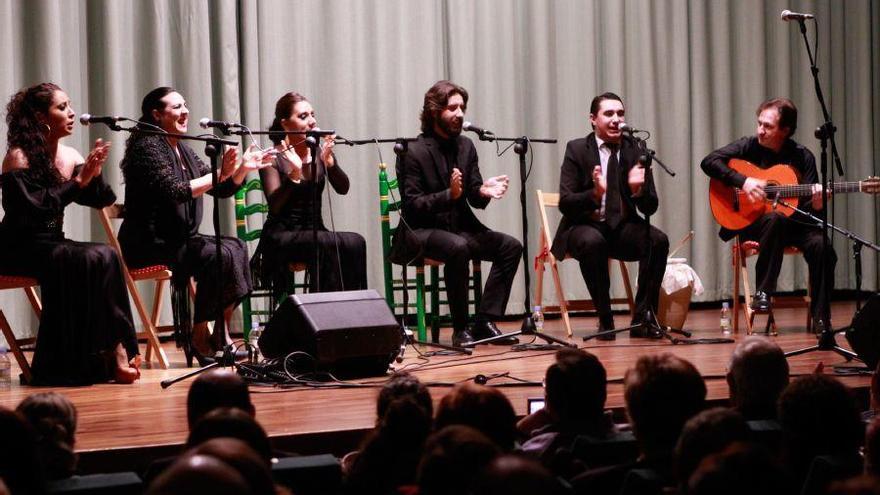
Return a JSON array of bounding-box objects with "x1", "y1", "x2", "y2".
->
[{"x1": 439, "y1": 118, "x2": 462, "y2": 137}]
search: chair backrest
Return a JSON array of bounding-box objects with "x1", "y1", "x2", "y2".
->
[
  {"x1": 272, "y1": 454, "x2": 342, "y2": 495},
  {"x1": 379, "y1": 162, "x2": 405, "y2": 304},
  {"x1": 46, "y1": 472, "x2": 142, "y2": 495},
  {"x1": 536, "y1": 190, "x2": 559, "y2": 257},
  {"x1": 234, "y1": 178, "x2": 269, "y2": 243}
]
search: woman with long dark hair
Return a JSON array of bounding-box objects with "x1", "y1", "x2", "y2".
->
[
  {"x1": 0, "y1": 82, "x2": 140, "y2": 385},
  {"x1": 255, "y1": 92, "x2": 366, "y2": 295},
  {"x1": 118, "y1": 87, "x2": 270, "y2": 366}
]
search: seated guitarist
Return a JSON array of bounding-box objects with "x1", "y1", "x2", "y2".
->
[{"x1": 701, "y1": 97, "x2": 835, "y2": 331}]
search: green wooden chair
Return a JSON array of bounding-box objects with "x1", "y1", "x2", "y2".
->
[
  {"x1": 379, "y1": 163, "x2": 482, "y2": 342},
  {"x1": 235, "y1": 178, "x2": 308, "y2": 339}
]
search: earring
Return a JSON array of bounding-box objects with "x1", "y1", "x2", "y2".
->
[{"x1": 41, "y1": 123, "x2": 51, "y2": 134}]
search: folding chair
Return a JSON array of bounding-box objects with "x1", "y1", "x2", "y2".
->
[{"x1": 0, "y1": 275, "x2": 42, "y2": 383}]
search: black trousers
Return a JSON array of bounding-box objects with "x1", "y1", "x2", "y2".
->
[
  {"x1": 566, "y1": 219, "x2": 669, "y2": 325},
  {"x1": 737, "y1": 212, "x2": 836, "y2": 320},
  {"x1": 414, "y1": 228, "x2": 523, "y2": 331}
]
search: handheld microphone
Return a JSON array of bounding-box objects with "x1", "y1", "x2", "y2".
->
[
  {"x1": 199, "y1": 117, "x2": 241, "y2": 129},
  {"x1": 463, "y1": 121, "x2": 493, "y2": 137},
  {"x1": 80, "y1": 114, "x2": 124, "y2": 126},
  {"x1": 619, "y1": 123, "x2": 641, "y2": 134},
  {"x1": 781, "y1": 9, "x2": 814, "y2": 21}
]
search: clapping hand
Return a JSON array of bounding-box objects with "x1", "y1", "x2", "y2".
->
[
  {"x1": 450, "y1": 167, "x2": 463, "y2": 200},
  {"x1": 628, "y1": 164, "x2": 645, "y2": 195},
  {"x1": 77, "y1": 138, "x2": 111, "y2": 187},
  {"x1": 592, "y1": 165, "x2": 606, "y2": 199},
  {"x1": 320, "y1": 134, "x2": 336, "y2": 168},
  {"x1": 480, "y1": 175, "x2": 509, "y2": 199},
  {"x1": 219, "y1": 146, "x2": 240, "y2": 181}
]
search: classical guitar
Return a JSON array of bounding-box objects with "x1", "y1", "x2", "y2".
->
[{"x1": 709, "y1": 159, "x2": 880, "y2": 230}]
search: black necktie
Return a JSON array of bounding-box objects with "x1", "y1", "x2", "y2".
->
[{"x1": 605, "y1": 143, "x2": 622, "y2": 229}]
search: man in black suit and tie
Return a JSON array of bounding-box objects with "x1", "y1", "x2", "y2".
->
[
  {"x1": 396, "y1": 80, "x2": 522, "y2": 347},
  {"x1": 552, "y1": 92, "x2": 669, "y2": 339}
]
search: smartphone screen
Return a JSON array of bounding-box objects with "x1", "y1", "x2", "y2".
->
[{"x1": 527, "y1": 397, "x2": 545, "y2": 414}]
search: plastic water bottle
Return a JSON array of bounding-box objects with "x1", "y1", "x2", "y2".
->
[
  {"x1": 248, "y1": 323, "x2": 262, "y2": 362},
  {"x1": 0, "y1": 346, "x2": 11, "y2": 389},
  {"x1": 720, "y1": 302, "x2": 732, "y2": 336},
  {"x1": 532, "y1": 306, "x2": 545, "y2": 332}
]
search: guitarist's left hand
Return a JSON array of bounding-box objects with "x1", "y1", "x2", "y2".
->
[
  {"x1": 811, "y1": 184, "x2": 831, "y2": 210},
  {"x1": 628, "y1": 164, "x2": 645, "y2": 196}
]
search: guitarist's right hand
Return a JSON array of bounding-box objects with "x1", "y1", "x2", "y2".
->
[
  {"x1": 592, "y1": 165, "x2": 606, "y2": 200},
  {"x1": 742, "y1": 177, "x2": 767, "y2": 202}
]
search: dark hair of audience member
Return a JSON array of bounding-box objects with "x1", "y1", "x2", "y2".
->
[
  {"x1": 186, "y1": 407, "x2": 272, "y2": 463},
  {"x1": 345, "y1": 373, "x2": 434, "y2": 494},
  {"x1": 189, "y1": 438, "x2": 279, "y2": 495},
  {"x1": 146, "y1": 453, "x2": 253, "y2": 495},
  {"x1": 434, "y1": 382, "x2": 518, "y2": 451},
  {"x1": 0, "y1": 407, "x2": 45, "y2": 495},
  {"x1": 674, "y1": 407, "x2": 750, "y2": 490},
  {"x1": 16, "y1": 392, "x2": 78, "y2": 481},
  {"x1": 866, "y1": 417, "x2": 880, "y2": 477},
  {"x1": 726, "y1": 336, "x2": 789, "y2": 420},
  {"x1": 687, "y1": 442, "x2": 791, "y2": 495},
  {"x1": 418, "y1": 425, "x2": 501, "y2": 495},
  {"x1": 778, "y1": 373, "x2": 863, "y2": 479},
  {"x1": 470, "y1": 453, "x2": 571, "y2": 495},
  {"x1": 544, "y1": 348, "x2": 608, "y2": 434},
  {"x1": 186, "y1": 368, "x2": 254, "y2": 429},
  {"x1": 828, "y1": 474, "x2": 880, "y2": 495},
  {"x1": 624, "y1": 353, "x2": 707, "y2": 457}
]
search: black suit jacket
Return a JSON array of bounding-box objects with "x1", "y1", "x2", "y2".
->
[
  {"x1": 551, "y1": 133, "x2": 659, "y2": 260},
  {"x1": 396, "y1": 133, "x2": 490, "y2": 233}
]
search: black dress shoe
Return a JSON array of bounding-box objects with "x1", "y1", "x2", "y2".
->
[
  {"x1": 472, "y1": 320, "x2": 520, "y2": 345},
  {"x1": 596, "y1": 320, "x2": 616, "y2": 341},
  {"x1": 452, "y1": 329, "x2": 475, "y2": 347},
  {"x1": 751, "y1": 291, "x2": 771, "y2": 312}
]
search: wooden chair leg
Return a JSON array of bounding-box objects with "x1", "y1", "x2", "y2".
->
[
  {"x1": 618, "y1": 261, "x2": 636, "y2": 316},
  {"x1": 740, "y1": 250, "x2": 755, "y2": 335},
  {"x1": 548, "y1": 255, "x2": 573, "y2": 337},
  {"x1": 732, "y1": 245, "x2": 741, "y2": 333},
  {"x1": 0, "y1": 310, "x2": 32, "y2": 383},
  {"x1": 415, "y1": 266, "x2": 428, "y2": 342},
  {"x1": 24, "y1": 286, "x2": 42, "y2": 317}
]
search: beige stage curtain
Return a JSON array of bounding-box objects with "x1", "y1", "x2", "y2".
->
[{"x1": 0, "y1": 0, "x2": 877, "y2": 339}]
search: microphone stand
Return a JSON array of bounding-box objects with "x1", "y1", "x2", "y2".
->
[
  {"x1": 100, "y1": 123, "x2": 238, "y2": 365},
  {"x1": 461, "y1": 132, "x2": 574, "y2": 349},
  {"x1": 782, "y1": 14, "x2": 850, "y2": 360},
  {"x1": 581, "y1": 133, "x2": 698, "y2": 344}
]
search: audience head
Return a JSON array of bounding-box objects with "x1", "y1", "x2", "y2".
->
[
  {"x1": 434, "y1": 382, "x2": 517, "y2": 451},
  {"x1": 420, "y1": 80, "x2": 468, "y2": 136},
  {"x1": 471, "y1": 453, "x2": 571, "y2": 495},
  {"x1": 376, "y1": 371, "x2": 433, "y2": 424},
  {"x1": 16, "y1": 392, "x2": 78, "y2": 480},
  {"x1": 0, "y1": 407, "x2": 44, "y2": 495},
  {"x1": 674, "y1": 407, "x2": 750, "y2": 489},
  {"x1": 147, "y1": 453, "x2": 252, "y2": 495},
  {"x1": 726, "y1": 336, "x2": 789, "y2": 419},
  {"x1": 186, "y1": 368, "x2": 254, "y2": 429},
  {"x1": 828, "y1": 474, "x2": 880, "y2": 495},
  {"x1": 778, "y1": 373, "x2": 862, "y2": 462},
  {"x1": 544, "y1": 348, "x2": 607, "y2": 429},
  {"x1": 687, "y1": 442, "x2": 789, "y2": 495},
  {"x1": 189, "y1": 438, "x2": 276, "y2": 495},
  {"x1": 867, "y1": 416, "x2": 880, "y2": 476},
  {"x1": 186, "y1": 407, "x2": 272, "y2": 463},
  {"x1": 624, "y1": 353, "x2": 707, "y2": 456},
  {"x1": 417, "y1": 425, "x2": 501, "y2": 495}
]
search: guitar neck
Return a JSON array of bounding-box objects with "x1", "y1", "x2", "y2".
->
[{"x1": 765, "y1": 181, "x2": 864, "y2": 197}]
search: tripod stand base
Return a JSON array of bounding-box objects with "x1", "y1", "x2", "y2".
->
[
  {"x1": 463, "y1": 316, "x2": 576, "y2": 348},
  {"x1": 784, "y1": 326, "x2": 859, "y2": 361},
  {"x1": 582, "y1": 311, "x2": 692, "y2": 343}
]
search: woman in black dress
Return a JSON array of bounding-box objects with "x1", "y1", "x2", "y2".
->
[
  {"x1": 0, "y1": 82, "x2": 140, "y2": 385},
  {"x1": 119, "y1": 87, "x2": 270, "y2": 366},
  {"x1": 256, "y1": 92, "x2": 367, "y2": 295}
]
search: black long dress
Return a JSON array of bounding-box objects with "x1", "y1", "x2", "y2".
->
[
  {"x1": 0, "y1": 166, "x2": 138, "y2": 385},
  {"x1": 118, "y1": 135, "x2": 251, "y2": 339},
  {"x1": 256, "y1": 152, "x2": 367, "y2": 293}
]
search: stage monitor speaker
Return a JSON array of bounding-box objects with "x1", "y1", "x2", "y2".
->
[
  {"x1": 844, "y1": 294, "x2": 880, "y2": 370},
  {"x1": 259, "y1": 289, "x2": 402, "y2": 377}
]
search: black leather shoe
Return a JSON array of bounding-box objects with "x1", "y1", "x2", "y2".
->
[
  {"x1": 596, "y1": 319, "x2": 616, "y2": 341},
  {"x1": 751, "y1": 291, "x2": 771, "y2": 312},
  {"x1": 452, "y1": 329, "x2": 475, "y2": 347},
  {"x1": 472, "y1": 320, "x2": 520, "y2": 345}
]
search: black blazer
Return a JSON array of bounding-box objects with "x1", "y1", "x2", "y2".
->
[
  {"x1": 396, "y1": 133, "x2": 490, "y2": 233},
  {"x1": 551, "y1": 133, "x2": 659, "y2": 260}
]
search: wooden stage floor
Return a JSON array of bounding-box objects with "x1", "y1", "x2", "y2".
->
[{"x1": 0, "y1": 301, "x2": 873, "y2": 472}]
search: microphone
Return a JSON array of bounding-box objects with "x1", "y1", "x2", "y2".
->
[
  {"x1": 463, "y1": 121, "x2": 493, "y2": 137},
  {"x1": 79, "y1": 114, "x2": 124, "y2": 126},
  {"x1": 619, "y1": 123, "x2": 641, "y2": 134},
  {"x1": 781, "y1": 9, "x2": 814, "y2": 21},
  {"x1": 199, "y1": 117, "x2": 241, "y2": 129}
]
